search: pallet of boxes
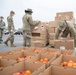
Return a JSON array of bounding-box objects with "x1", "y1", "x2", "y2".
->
[
  {"x1": 31, "y1": 22, "x2": 48, "y2": 47},
  {"x1": 48, "y1": 21, "x2": 58, "y2": 47}
]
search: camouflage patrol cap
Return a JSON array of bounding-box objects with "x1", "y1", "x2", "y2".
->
[
  {"x1": 10, "y1": 11, "x2": 15, "y2": 14},
  {"x1": 25, "y1": 8, "x2": 33, "y2": 13},
  {"x1": 58, "y1": 21, "x2": 66, "y2": 30},
  {"x1": 0, "y1": 16, "x2": 4, "y2": 19}
]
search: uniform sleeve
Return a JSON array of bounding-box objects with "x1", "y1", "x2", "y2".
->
[
  {"x1": 55, "y1": 27, "x2": 61, "y2": 39},
  {"x1": 28, "y1": 16, "x2": 38, "y2": 26},
  {"x1": 70, "y1": 26, "x2": 75, "y2": 38}
]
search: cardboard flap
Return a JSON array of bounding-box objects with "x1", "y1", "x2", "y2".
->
[
  {"x1": 0, "y1": 59, "x2": 17, "y2": 67},
  {"x1": 3, "y1": 51, "x2": 23, "y2": 60},
  {"x1": 51, "y1": 55, "x2": 62, "y2": 66},
  {"x1": 24, "y1": 62, "x2": 44, "y2": 72}
]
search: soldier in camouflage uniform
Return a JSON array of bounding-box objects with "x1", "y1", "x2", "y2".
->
[
  {"x1": 4, "y1": 11, "x2": 16, "y2": 47},
  {"x1": 55, "y1": 20, "x2": 76, "y2": 47},
  {"x1": 0, "y1": 16, "x2": 5, "y2": 44},
  {"x1": 22, "y1": 8, "x2": 40, "y2": 47}
]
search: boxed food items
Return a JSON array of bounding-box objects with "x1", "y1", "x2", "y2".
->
[
  {"x1": 3, "y1": 51, "x2": 36, "y2": 62},
  {"x1": 39, "y1": 66, "x2": 76, "y2": 75},
  {"x1": 54, "y1": 39, "x2": 74, "y2": 50},
  {"x1": 51, "y1": 55, "x2": 76, "y2": 69},
  {"x1": 0, "y1": 59, "x2": 17, "y2": 70},
  {"x1": 0, "y1": 61, "x2": 45, "y2": 75},
  {"x1": 26, "y1": 53, "x2": 57, "y2": 68}
]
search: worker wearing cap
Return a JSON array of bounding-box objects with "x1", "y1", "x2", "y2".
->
[
  {"x1": 0, "y1": 16, "x2": 5, "y2": 44},
  {"x1": 22, "y1": 8, "x2": 40, "y2": 47},
  {"x1": 55, "y1": 20, "x2": 76, "y2": 46},
  {"x1": 55, "y1": 20, "x2": 75, "y2": 39},
  {"x1": 4, "y1": 11, "x2": 16, "y2": 47}
]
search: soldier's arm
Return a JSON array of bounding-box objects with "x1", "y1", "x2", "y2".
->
[
  {"x1": 54, "y1": 27, "x2": 61, "y2": 39},
  {"x1": 70, "y1": 27, "x2": 75, "y2": 38},
  {"x1": 28, "y1": 16, "x2": 39, "y2": 26}
]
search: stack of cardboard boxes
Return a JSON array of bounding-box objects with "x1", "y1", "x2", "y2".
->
[
  {"x1": 48, "y1": 21, "x2": 58, "y2": 47},
  {"x1": 31, "y1": 22, "x2": 48, "y2": 47},
  {"x1": 55, "y1": 11, "x2": 74, "y2": 21}
]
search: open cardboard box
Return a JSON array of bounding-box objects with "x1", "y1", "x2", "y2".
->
[
  {"x1": 0, "y1": 61, "x2": 45, "y2": 75},
  {"x1": 54, "y1": 39, "x2": 74, "y2": 50},
  {"x1": 60, "y1": 50, "x2": 74, "y2": 56},
  {"x1": 0, "y1": 50, "x2": 16, "y2": 57},
  {"x1": 3, "y1": 50, "x2": 36, "y2": 62},
  {"x1": 26, "y1": 53, "x2": 57, "y2": 68},
  {"x1": 51, "y1": 55, "x2": 76, "y2": 69},
  {"x1": 0, "y1": 59, "x2": 17, "y2": 70},
  {"x1": 39, "y1": 66, "x2": 76, "y2": 75}
]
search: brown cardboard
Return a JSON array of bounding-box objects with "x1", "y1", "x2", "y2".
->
[
  {"x1": 0, "y1": 61, "x2": 45, "y2": 75},
  {"x1": 48, "y1": 27, "x2": 56, "y2": 33},
  {"x1": 3, "y1": 51, "x2": 36, "y2": 61},
  {"x1": 26, "y1": 53, "x2": 57, "y2": 68},
  {"x1": 0, "y1": 50, "x2": 16, "y2": 56},
  {"x1": 0, "y1": 59, "x2": 17, "y2": 70},
  {"x1": 39, "y1": 66, "x2": 76, "y2": 75},
  {"x1": 51, "y1": 55, "x2": 76, "y2": 68},
  {"x1": 32, "y1": 22, "x2": 47, "y2": 33},
  {"x1": 49, "y1": 33, "x2": 55, "y2": 40},
  {"x1": 55, "y1": 12, "x2": 73, "y2": 21},
  {"x1": 48, "y1": 21, "x2": 58, "y2": 27},
  {"x1": 31, "y1": 41, "x2": 46, "y2": 47},
  {"x1": 49, "y1": 40, "x2": 55, "y2": 46},
  {"x1": 55, "y1": 39, "x2": 74, "y2": 50}
]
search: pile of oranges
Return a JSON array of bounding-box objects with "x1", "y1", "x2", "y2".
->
[
  {"x1": 13, "y1": 70, "x2": 32, "y2": 75},
  {"x1": 17, "y1": 56, "x2": 31, "y2": 62},
  {"x1": 61, "y1": 60, "x2": 76, "y2": 68},
  {"x1": 35, "y1": 58, "x2": 49, "y2": 63}
]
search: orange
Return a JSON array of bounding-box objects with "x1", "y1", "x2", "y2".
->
[
  {"x1": 44, "y1": 58, "x2": 48, "y2": 61},
  {"x1": 0, "y1": 56, "x2": 2, "y2": 59},
  {"x1": 67, "y1": 63, "x2": 73, "y2": 67},
  {"x1": 25, "y1": 70, "x2": 31, "y2": 75},
  {"x1": 63, "y1": 62, "x2": 68, "y2": 66},
  {"x1": 40, "y1": 59, "x2": 44, "y2": 62}
]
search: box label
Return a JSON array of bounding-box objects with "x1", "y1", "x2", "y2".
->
[{"x1": 60, "y1": 46, "x2": 65, "y2": 50}]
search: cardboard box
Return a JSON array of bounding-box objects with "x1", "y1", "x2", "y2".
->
[
  {"x1": 48, "y1": 27, "x2": 56, "y2": 33},
  {"x1": 0, "y1": 59, "x2": 17, "y2": 70},
  {"x1": 60, "y1": 50, "x2": 74, "y2": 55},
  {"x1": 49, "y1": 33, "x2": 55, "y2": 40},
  {"x1": 49, "y1": 40, "x2": 55, "y2": 46},
  {"x1": 51, "y1": 55, "x2": 76, "y2": 69},
  {"x1": 26, "y1": 53, "x2": 56, "y2": 68},
  {"x1": 31, "y1": 41, "x2": 46, "y2": 47},
  {"x1": 48, "y1": 21, "x2": 58, "y2": 27},
  {"x1": 3, "y1": 51, "x2": 36, "y2": 61},
  {"x1": 0, "y1": 61, "x2": 45, "y2": 75},
  {"x1": 0, "y1": 50, "x2": 16, "y2": 56},
  {"x1": 32, "y1": 22, "x2": 47, "y2": 33},
  {"x1": 55, "y1": 11, "x2": 73, "y2": 21},
  {"x1": 54, "y1": 39, "x2": 74, "y2": 50},
  {"x1": 39, "y1": 66, "x2": 76, "y2": 75}
]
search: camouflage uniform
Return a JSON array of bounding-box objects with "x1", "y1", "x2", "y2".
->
[
  {"x1": 0, "y1": 21, "x2": 5, "y2": 43},
  {"x1": 55, "y1": 21, "x2": 76, "y2": 47},
  {"x1": 22, "y1": 9, "x2": 39, "y2": 46},
  {"x1": 4, "y1": 16, "x2": 15, "y2": 47}
]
